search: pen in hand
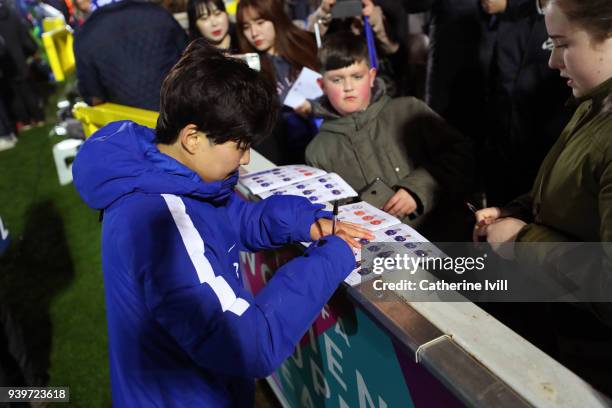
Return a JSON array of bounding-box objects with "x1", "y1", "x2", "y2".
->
[
  {"x1": 467, "y1": 201, "x2": 488, "y2": 242},
  {"x1": 332, "y1": 200, "x2": 338, "y2": 235},
  {"x1": 466, "y1": 202, "x2": 478, "y2": 214}
]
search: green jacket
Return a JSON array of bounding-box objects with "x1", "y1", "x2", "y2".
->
[
  {"x1": 306, "y1": 82, "x2": 473, "y2": 226},
  {"x1": 508, "y1": 77, "x2": 612, "y2": 320},
  {"x1": 509, "y1": 76, "x2": 612, "y2": 243}
]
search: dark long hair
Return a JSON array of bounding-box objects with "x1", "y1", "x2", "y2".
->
[
  {"x1": 235, "y1": 0, "x2": 319, "y2": 86},
  {"x1": 187, "y1": 0, "x2": 227, "y2": 40}
]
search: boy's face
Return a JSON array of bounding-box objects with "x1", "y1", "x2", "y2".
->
[{"x1": 320, "y1": 59, "x2": 376, "y2": 116}]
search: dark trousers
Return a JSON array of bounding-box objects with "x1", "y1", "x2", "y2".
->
[
  {"x1": 0, "y1": 94, "x2": 12, "y2": 136},
  {"x1": 10, "y1": 80, "x2": 44, "y2": 124}
]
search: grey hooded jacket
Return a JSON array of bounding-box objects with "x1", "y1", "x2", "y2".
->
[{"x1": 306, "y1": 80, "x2": 473, "y2": 226}]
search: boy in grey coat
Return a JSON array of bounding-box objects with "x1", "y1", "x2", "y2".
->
[{"x1": 306, "y1": 31, "x2": 473, "y2": 238}]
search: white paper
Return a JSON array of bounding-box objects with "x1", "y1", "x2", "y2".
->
[
  {"x1": 283, "y1": 67, "x2": 323, "y2": 109},
  {"x1": 258, "y1": 173, "x2": 358, "y2": 203},
  {"x1": 344, "y1": 223, "x2": 437, "y2": 286},
  {"x1": 344, "y1": 271, "x2": 363, "y2": 286},
  {"x1": 337, "y1": 201, "x2": 401, "y2": 232},
  {"x1": 238, "y1": 165, "x2": 326, "y2": 195}
]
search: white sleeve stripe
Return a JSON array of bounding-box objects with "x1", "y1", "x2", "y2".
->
[
  {"x1": 161, "y1": 194, "x2": 250, "y2": 316},
  {"x1": 161, "y1": 194, "x2": 214, "y2": 283},
  {"x1": 228, "y1": 298, "x2": 250, "y2": 316},
  {"x1": 209, "y1": 276, "x2": 237, "y2": 311}
]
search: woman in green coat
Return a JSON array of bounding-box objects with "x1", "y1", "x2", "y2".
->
[
  {"x1": 472, "y1": 2, "x2": 612, "y2": 393},
  {"x1": 474, "y1": 0, "x2": 612, "y2": 300},
  {"x1": 475, "y1": 0, "x2": 612, "y2": 239}
]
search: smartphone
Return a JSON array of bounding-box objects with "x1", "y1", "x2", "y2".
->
[
  {"x1": 360, "y1": 177, "x2": 395, "y2": 209},
  {"x1": 331, "y1": 0, "x2": 362, "y2": 19}
]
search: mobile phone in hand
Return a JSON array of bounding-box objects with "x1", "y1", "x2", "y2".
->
[
  {"x1": 331, "y1": 0, "x2": 362, "y2": 19},
  {"x1": 231, "y1": 53, "x2": 260, "y2": 71}
]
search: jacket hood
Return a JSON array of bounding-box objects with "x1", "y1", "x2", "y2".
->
[{"x1": 73, "y1": 121, "x2": 238, "y2": 210}]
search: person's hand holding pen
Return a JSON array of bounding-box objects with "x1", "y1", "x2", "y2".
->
[
  {"x1": 470, "y1": 204, "x2": 526, "y2": 259},
  {"x1": 470, "y1": 204, "x2": 503, "y2": 242},
  {"x1": 310, "y1": 216, "x2": 374, "y2": 250}
]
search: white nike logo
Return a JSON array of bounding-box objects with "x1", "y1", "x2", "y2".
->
[{"x1": 227, "y1": 243, "x2": 236, "y2": 253}]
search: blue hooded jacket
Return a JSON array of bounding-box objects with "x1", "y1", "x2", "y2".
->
[{"x1": 72, "y1": 121, "x2": 355, "y2": 407}]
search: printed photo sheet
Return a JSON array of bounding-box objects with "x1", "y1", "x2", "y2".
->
[
  {"x1": 337, "y1": 201, "x2": 401, "y2": 231},
  {"x1": 344, "y1": 223, "x2": 440, "y2": 286},
  {"x1": 258, "y1": 173, "x2": 358, "y2": 203},
  {"x1": 238, "y1": 165, "x2": 326, "y2": 195}
]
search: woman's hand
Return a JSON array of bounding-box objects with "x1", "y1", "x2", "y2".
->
[
  {"x1": 485, "y1": 218, "x2": 526, "y2": 243},
  {"x1": 481, "y1": 217, "x2": 526, "y2": 260},
  {"x1": 475, "y1": 206, "x2": 502, "y2": 224},
  {"x1": 361, "y1": 1, "x2": 399, "y2": 54},
  {"x1": 362, "y1": 0, "x2": 375, "y2": 17},
  {"x1": 320, "y1": 0, "x2": 336, "y2": 14},
  {"x1": 311, "y1": 219, "x2": 374, "y2": 249},
  {"x1": 473, "y1": 206, "x2": 502, "y2": 242}
]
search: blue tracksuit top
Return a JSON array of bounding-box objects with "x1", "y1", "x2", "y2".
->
[{"x1": 72, "y1": 121, "x2": 355, "y2": 407}]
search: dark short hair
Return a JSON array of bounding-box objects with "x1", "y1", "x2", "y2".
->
[
  {"x1": 155, "y1": 38, "x2": 279, "y2": 147},
  {"x1": 318, "y1": 31, "x2": 370, "y2": 74}
]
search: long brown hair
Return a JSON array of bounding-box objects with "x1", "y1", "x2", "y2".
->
[
  {"x1": 550, "y1": 0, "x2": 612, "y2": 43},
  {"x1": 236, "y1": 0, "x2": 319, "y2": 86}
]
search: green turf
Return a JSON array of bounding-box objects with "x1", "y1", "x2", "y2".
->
[{"x1": 0, "y1": 119, "x2": 110, "y2": 405}]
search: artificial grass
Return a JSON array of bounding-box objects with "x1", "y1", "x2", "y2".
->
[{"x1": 0, "y1": 124, "x2": 110, "y2": 406}]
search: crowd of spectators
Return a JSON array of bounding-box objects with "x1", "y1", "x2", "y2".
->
[
  {"x1": 1, "y1": 0, "x2": 570, "y2": 195},
  {"x1": 0, "y1": 0, "x2": 46, "y2": 151},
  {"x1": 3, "y1": 0, "x2": 573, "y2": 211}
]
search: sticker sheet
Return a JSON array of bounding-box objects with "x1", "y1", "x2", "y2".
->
[
  {"x1": 238, "y1": 165, "x2": 326, "y2": 195},
  {"x1": 344, "y1": 223, "x2": 441, "y2": 286},
  {"x1": 258, "y1": 173, "x2": 358, "y2": 203},
  {"x1": 337, "y1": 201, "x2": 400, "y2": 231}
]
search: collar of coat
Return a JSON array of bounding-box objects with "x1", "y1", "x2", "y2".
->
[{"x1": 567, "y1": 76, "x2": 612, "y2": 113}]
